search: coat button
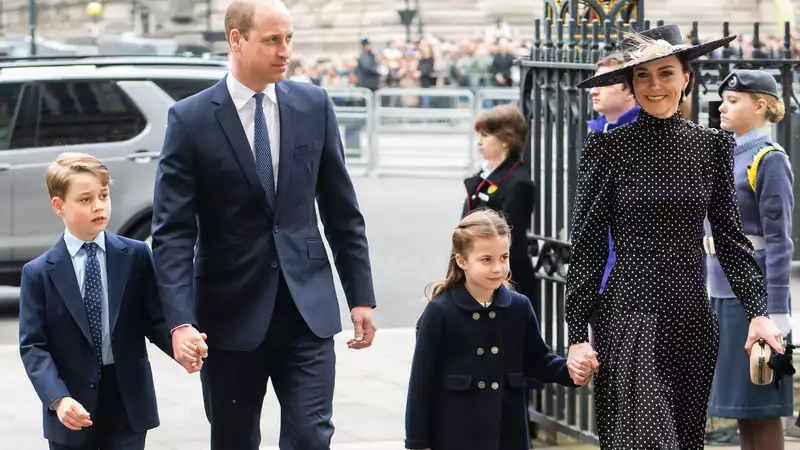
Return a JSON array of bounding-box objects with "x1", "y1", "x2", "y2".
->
[
  {"x1": 476, "y1": 347, "x2": 484, "y2": 355},
  {"x1": 89, "y1": 382, "x2": 96, "y2": 389},
  {"x1": 488, "y1": 311, "x2": 496, "y2": 319},
  {"x1": 270, "y1": 260, "x2": 279, "y2": 269},
  {"x1": 491, "y1": 346, "x2": 499, "y2": 354},
  {"x1": 478, "y1": 381, "x2": 486, "y2": 389},
  {"x1": 491, "y1": 382, "x2": 499, "y2": 390},
  {"x1": 274, "y1": 226, "x2": 280, "y2": 233},
  {"x1": 472, "y1": 312, "x2": 480, "y2": 320}
]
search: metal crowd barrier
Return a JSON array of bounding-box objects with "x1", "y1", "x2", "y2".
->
[
  {"x1": 327, "y1": 87, "x2": 374, "y2": 177},
  {"x1": 327, "y1": 87, "x2": 521, "y2": 178}
]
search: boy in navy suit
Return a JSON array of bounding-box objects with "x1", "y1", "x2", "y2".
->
[{"x1": 18, "y1": 152, "x2": 199, "y2": 450}]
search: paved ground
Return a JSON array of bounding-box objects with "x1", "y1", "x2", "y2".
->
[{"x1": 2, "y1": 175, "x2": 800, "y2": 448}]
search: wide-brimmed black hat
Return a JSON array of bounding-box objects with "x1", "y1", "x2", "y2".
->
[{"x1": 576, "y1": 24, "x2": 736, "y2": 89}]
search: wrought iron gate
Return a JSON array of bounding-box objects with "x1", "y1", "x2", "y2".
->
[{"x1": 517, "y1": 11, "x2": 800, "y2": 444}]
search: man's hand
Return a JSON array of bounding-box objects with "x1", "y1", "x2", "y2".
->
[
  {"x1": 55, "y1": 397, "x2": 92, "y2": 431},
  {"x1": 347, "y1": 306, "x2": 376, "y2": 350},
  {"x1": 172, "y1": 326, "x2": 208, "y2": 373}
]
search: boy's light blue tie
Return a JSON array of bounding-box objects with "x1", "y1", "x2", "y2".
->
[
  {"x1": 82, "y1": 242, "x2": 104, "y2": 374},
  {"x1": 253, "y1": 92, "x2": 276, "y2": 209}
]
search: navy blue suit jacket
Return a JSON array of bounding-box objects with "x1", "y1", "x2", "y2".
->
[
  {"x1": 151, "y1": 76, "x2": 376, "y2": 351},
  {"x1": 18, "y1": 233, "x2": 172, "y2": 447}
]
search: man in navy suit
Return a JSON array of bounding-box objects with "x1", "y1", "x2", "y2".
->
[
  {"x1": 150, "y1": 0, "x2": 378, "y2": 449},
  {"x1": 19, "y1": 152, "x2": 178, "y2": 450}
]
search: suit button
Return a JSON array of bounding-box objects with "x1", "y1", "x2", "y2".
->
[
  {"x1": 270, "y1": 261, "x2": 278, "y2": 269},
  {"x1": 491, "y1": 382, "x2": 499, "y2": 390},
  {"x1": 472, "y1": 312, "x2": 480, "y2": 320},
  {"x1": 274, "y1": 226, "x2": 280, "y2": 233},
  {"x1": 89, "y1": 382, "x2": 96, "y2": 389},
  {"x1": 491, "y1": 346, "x2": 499, "y2": 354},
  {"x1": 488, "y1": 311, "x2": 496, "y2": 319},
  {"x1": 477, "y1": 381, "x2": 486, "y2": 389},
  {"x1": 476, "y1": 347, "x2": 484, "y2": 355}
]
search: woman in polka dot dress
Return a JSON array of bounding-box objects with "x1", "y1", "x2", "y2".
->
[{"x1": 565, "y1": 25, "x2": 786, "y2": 449}]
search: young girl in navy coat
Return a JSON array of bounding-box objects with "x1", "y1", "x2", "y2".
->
[{"x1": 404, "y1": 209, "x2": 595, "y2": 450}]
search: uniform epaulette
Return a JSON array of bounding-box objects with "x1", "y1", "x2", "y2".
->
[{"x1": 747, "y1": 142, "x2": 790, "y2": 192}]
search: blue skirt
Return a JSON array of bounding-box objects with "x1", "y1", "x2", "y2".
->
[{"x1": 708, "y1": 296, "x2": 794, "y2": 419}]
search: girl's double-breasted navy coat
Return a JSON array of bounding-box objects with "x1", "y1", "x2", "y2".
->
[{"x1": 404, "y1": 282, "x2": 575, "y2": 450}]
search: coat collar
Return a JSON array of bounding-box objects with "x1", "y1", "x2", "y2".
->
[
  {"x1": 225, "y1": 72, "x2": 278, "y2": 111},
  {"x1": 103, "y1": 233, "x2": 130, "y2": 337},
  {"x1": 464, "y1": 156, "x2": 522, "y2": 197},
  {"x1": 449, "y1": 281, "x2": 512, "y2": 312},
  {"x1": 46, "y1": 233, "x2": 130, "y2": 344}
]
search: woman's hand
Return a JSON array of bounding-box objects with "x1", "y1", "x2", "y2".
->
[
  {"x1": 746, "y1": 316, "x2": 785, "y2": 354},
  {"x1": 567, "y1": 342, "x2": 600, "y2": 385}
]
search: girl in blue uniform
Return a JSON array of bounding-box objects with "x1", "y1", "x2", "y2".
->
[
  {"x1": 706, "y1": 69, "x2": 794, "y2": 449},
  {"x1": 404, "y1": 209, "x2": 596, "y2": 450}
]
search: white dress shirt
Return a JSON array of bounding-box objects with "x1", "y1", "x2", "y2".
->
[
  {"x1": 63, "y1": 229, "x2": 113, "y2": 365},
  {"x1": 226, "y1": 73, "x2": 281, "y2": 187}
]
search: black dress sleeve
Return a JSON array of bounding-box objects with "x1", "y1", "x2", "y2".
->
[
  {"x1": 566, "y1": 131, "x2": 614, "y2": 346},
  {"x1": 707, "y1": 131, "x2": 768, "y2": 319}
]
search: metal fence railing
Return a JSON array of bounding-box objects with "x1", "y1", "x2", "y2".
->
[{"x1": 329, "y1": 86, "x2": 520, "y2": 178}]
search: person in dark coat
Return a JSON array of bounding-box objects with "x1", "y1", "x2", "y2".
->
[
  {"x1": 462, "y1": 104, "x2": 536, "y2": 310},
  {"x1": 705, "y1": 69, "x2": 794, "y2": 449},
  {"x1": 356, "y1": 38, "x2": 380, "y2": 92},
  {"x1": 405, "y1": 209, "x2": 594, "y2": 450}
]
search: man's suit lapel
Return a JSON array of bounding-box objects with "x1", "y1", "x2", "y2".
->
[
  {"x1": 211, "y1": 75, "x2": 273, "y2": 216},
  {"x1": 46, "y1": 238, "x2": 93, "y2": 345},
  {"x1": 104, "y1": 233, "x2": 130, "y2": 336},
  {"x1": 274, "y1": 81, "x2": 295, "y2": 219}
]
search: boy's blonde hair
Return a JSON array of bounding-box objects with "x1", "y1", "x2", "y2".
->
[
  {"x1": 426, "y1": 208, "x2": 513, "y2": 299},
  {"x1": 45, "y1": 152, "x2": 111, "y2": 200}
]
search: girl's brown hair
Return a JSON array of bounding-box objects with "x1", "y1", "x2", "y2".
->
[
  {"x1": 426, "y1": 209, "x2": 514, "y2": 299},
  {"x1": 473, "y1": 104, "x2": 530, "y2": 159}
]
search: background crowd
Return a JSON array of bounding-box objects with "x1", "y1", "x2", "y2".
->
[{"x1": 285, "y1": 21, "x2": 800, "y2": 93}]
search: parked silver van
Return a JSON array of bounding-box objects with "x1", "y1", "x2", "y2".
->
[{"x1": 0, "y1": 55, "x2": 228, "y2": 285}]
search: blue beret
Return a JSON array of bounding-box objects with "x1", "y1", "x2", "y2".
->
[{"x1": 718, "y1": 69, "x2": 779, "y2": 98}]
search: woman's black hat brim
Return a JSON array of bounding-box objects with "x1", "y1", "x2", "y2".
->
[{"x1": 576, "y1": 35, "x2": 736, "y2": 89}]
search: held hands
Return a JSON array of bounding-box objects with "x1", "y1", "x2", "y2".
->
[
  {"x1": 746, "y1": 316, "x2": 785, "y2": 355},
  {"x1": 55, "y1": 397, "x2": 92, "y2": 431},
  {"x1": 172, "y1": 326, "x2": 208, "y2": 373},
  {"x1": 567, "y1": 342, "x2": 600, "y2": 386},
  {"x1": 347, "y1": 306, "x2": 377, "y2": 350}
]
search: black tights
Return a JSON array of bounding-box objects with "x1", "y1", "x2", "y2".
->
[{"x1": 738, "y1": 418, "x2": 784, "y2": 450}]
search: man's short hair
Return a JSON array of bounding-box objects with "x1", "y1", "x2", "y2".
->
[
  {"x1": 225, "y1": 0, "x2": 257, "y2": 43},
  {"x1": 595, "y1": 55, "x2": 630, "y2": 90},
  {"x1": 45, "y1": 152, "x2": 110, "y2": 200}
]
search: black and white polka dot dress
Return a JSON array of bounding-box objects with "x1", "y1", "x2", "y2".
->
[{"x1": 565, "y1": 109, "x2": 768, "y2": 449}]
